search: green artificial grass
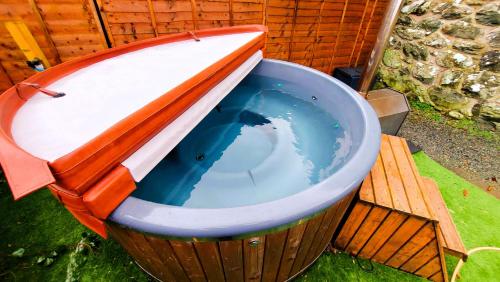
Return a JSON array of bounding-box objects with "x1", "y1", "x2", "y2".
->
[
  {"x1": 412, "y1": 152, "x2": 500, "y2": 282},
  {"x1": 0, "y1": 152, "x2": 499, "y2": 281}
]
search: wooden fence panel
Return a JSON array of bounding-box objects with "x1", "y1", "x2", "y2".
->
[
  {"x1": 0, "y1": 0, "x2": 389, "y2": 92},
  {"x1": 0, "y1": 0, "x2": 107, "y2": 91}
]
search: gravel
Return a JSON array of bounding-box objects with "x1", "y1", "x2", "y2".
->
[{"x1": 398, "y1": 112, "x2": 500, "y2": 198}]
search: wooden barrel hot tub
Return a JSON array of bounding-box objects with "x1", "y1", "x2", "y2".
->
[
  {"x1": 107, "y1": 190, "x2": 357, "y2": 281},
  {"x1": 107, "y1": 59, "x2": 381, "y2": 281}
]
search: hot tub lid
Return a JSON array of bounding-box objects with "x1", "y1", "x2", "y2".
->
[{"x1": 0, "y1": 25, "x2": 267, "y2": 200}]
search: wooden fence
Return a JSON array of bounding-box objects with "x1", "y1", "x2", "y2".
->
[{"x1": 0, "y1": 0, "x2": 389, "y2": 92}]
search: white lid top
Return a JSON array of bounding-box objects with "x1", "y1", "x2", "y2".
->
[{"x1": 11, "y1": 32, "x2": 263, "y2": 162}]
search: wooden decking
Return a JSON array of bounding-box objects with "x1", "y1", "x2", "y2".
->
[
  {"x1": 422, "y1": 178, "x2": 467, "y2": 260},
  {"x1": 334, "y1": 134, "x2": 466, "y2": 282}
]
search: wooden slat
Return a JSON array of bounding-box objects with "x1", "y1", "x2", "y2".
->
[
  {"x1": 107, "y1": 224, "x2": 162, "y2": 279},
  {"x1": 243, "y1": 236, "x2": 266, "y2": 281},
  {"x1": 430, "y1": 271, "x2": 445, "y2": 282},
  {"x1": 170, "y1": 241, "x2": 207, "y2": 282},
  {"x1": 334, "y1": 201, "x2": 371, "y2": 249},
  {"x1": 119, "y1": 228, "x2": 177, "y2": 281},
  {"x1": 345, "y1": 206, "x2": 389, "y2": 255},
  {"x1": 371, "y1": 217, "x2": 427, "y2": 264},
  {"x1": 194, "y1": 241, "x2": 225, "y2": 281},
  {"x1": 262, "y1": 230, "x2": 288, "y2": 282},
  {"x1": 190, "y1": 0, "x2": 199, "y2": 30},
  {"x1": 327, "y1": 0, "x2": 348, "y2": 73},
  {"x1": 434, "y1": 222, "x2": 449, "y2": 282},
  {"x1": 422, "y1": 177, "x2": 466, "y2": 259},
  {"x1": 359, "y1": 171, "x2": 374, "y2": 203},
  {"x1": 219, "y1": 240, "x2": 244, "y2": 281},
  {"x1": 276, "y1": 222, "x2": 306, "y2": 281},
  {"x1": 400, "y1": 239, "x2": 440, "y2": 273},
  {"x1": 144, "y1": 236, "x2": 190, "y2": 281},
  {"x1": 86, "y1": 0, "x2": 110, "y2": 48},
  {"x1": 388, "y1": 136, "x2": 431, "y2": 219},
  {"x1": 289, "y1": 212, "x2": 326, "y2": 276},
  {"x1": 28, "y1": 0, "x2": 61, "y2": 64},
  {"x1": 414, "y1": 256, "x2": 442, "y2": 278},
  {"x1": 146, "y1": 0, "x2": 159, "y2": 36},
  {"x1": 370, "y1": 154, "x2": 393, "y2": 208},
  {"x1": 380, "y1": 134, "x2": 412, "y2": 212},
  {"x1": 358, "y1": 211, "x2": 407, "y2": 258},
  {"x1": 329, "y1": 190, "x2": 358, "y2": 239},
  {"x1": 304, "y1": 199, "x2": 341, "y2": 263},
  {"x1": 385, "y1": 222, "x2": 436, "y2": 268},
  {"x1": 348, "y1": 0, "x2": 370, "y2": 65},
  {"x1": 0, "y1": 61, "x2": 13, "y2": 92},
  {"x1": 0, "y1": 0, "x2": 390, "y2": 87}
]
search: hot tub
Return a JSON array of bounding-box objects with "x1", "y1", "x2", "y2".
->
[{"x1": 108, "y1": 59, "x2": 381, "y2": 281}]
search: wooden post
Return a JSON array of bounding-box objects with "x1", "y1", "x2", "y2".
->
[
  {"x1": 190, "y1": 0, "x2": 199, "y2": 30},
  {"x1": 94, "y1": 0, "x2": 116, "y2": 47},
  {"x1": 229, "y1": 0, "x2": 234, "y2": 26},
  {"x1": 354, "y1": 0, "x2": 380, "y2": 67},
  {"x1": 358, "y1": 0, "x2": 403, "y2": 96},
  {"x1": 146, "y1": 0, "x2": 159, "y2": 37},
  {"x1": 87, "y1": 0, "x2": 110, "y2": 49},
  {"x1": 348, "y1": 0, "x2": 372, "y2": 66},
  {"x1": 327, "y1": 0, "x2": 349, "y2": 74},
  {"x1": 308, "y1": 0, "x2": 327, "y2": 67},
  {"x1": 28, "y1": 0, "x2": 61, "y2": 64},
  {"x1": 287, "y1": 0, "x2": 300, "y2": 61}
]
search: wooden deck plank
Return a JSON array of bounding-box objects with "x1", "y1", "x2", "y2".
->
[
  {"x1": 415, "y1": 256, "x2": 442, "y2": 278},
  {"x1": 345, "y1": 206, "x2": 389, "y2": 256},
  {"x1": 334, "y1": 202, "x2": 371, "y2": 249},
  {"x1": 335, "y1": 135, "x2": 455, "y2": 281},
  {"x1": 380, "y1": 134, "x2": 411, "y2": 212},
  {"x1": 385, "y1": 222, "x2": 436, "y2": 268},
  {"x1": 400, "y1": 239, "x2": 439, "y2": 273},
  {"x1": 359, "y1": 171, "x2": 375, "y2": 204},
  {"x1": 358, "y1": 211, "x2": 407, "y2": 259},
  {"x1": 370, "y1": 154, "x2": 393, "y2": 208},
  {"x1": 422, "y1": 177, "x2": 467, "y2": 259},
  {"x1": 372, "y1": 217, "x2": 426, "y2": 264},
  {"x1": 430, "y1": 271, "x2": 445, "y2": 282},
  {"x1": 388, "y1": 136, "x2": 431, "y2": 219}
]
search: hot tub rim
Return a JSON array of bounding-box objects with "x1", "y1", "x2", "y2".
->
[{"x1": 109, "y1": 59, "x2": 381, "y2": 238}]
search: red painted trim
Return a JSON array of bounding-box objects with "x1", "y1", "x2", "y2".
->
[
  {"x1": 83, "y1": 165, "x2": 136, "y2": 220},
  {"x1": 0, "y1": 25, "x2": 267, "y2": 199}
]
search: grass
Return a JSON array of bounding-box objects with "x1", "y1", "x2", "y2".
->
[
  {"x1": 0, "y1": 153, "x2": 499, "y2": 281},
  {"x1": 409, "y1": 99, "x2": 498, "y2": 142}
]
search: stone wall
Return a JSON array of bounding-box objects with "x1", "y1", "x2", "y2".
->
[{"x1": 374, "y1": 0, "x2": 499, "y2": 123}]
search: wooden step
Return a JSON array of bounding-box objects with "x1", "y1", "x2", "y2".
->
[
  {"x1": 421, "y1": 177, "x2": 467, "y2": 260},
  {"x1": 358, "y1": 134, "x2": 435, "y2": 220}
]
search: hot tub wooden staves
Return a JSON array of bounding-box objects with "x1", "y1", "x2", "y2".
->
[{"x1": 106, "y1": 189, "x2": 357, "y2": 282}]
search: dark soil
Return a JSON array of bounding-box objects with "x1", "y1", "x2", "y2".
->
[{"x1": 398, "y1": 111, "x2": 500, "y2": 198}]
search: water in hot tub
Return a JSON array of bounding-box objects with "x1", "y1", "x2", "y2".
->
[{"x1": 133, "y1": 74, "x2": 353, "y2": 208}]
